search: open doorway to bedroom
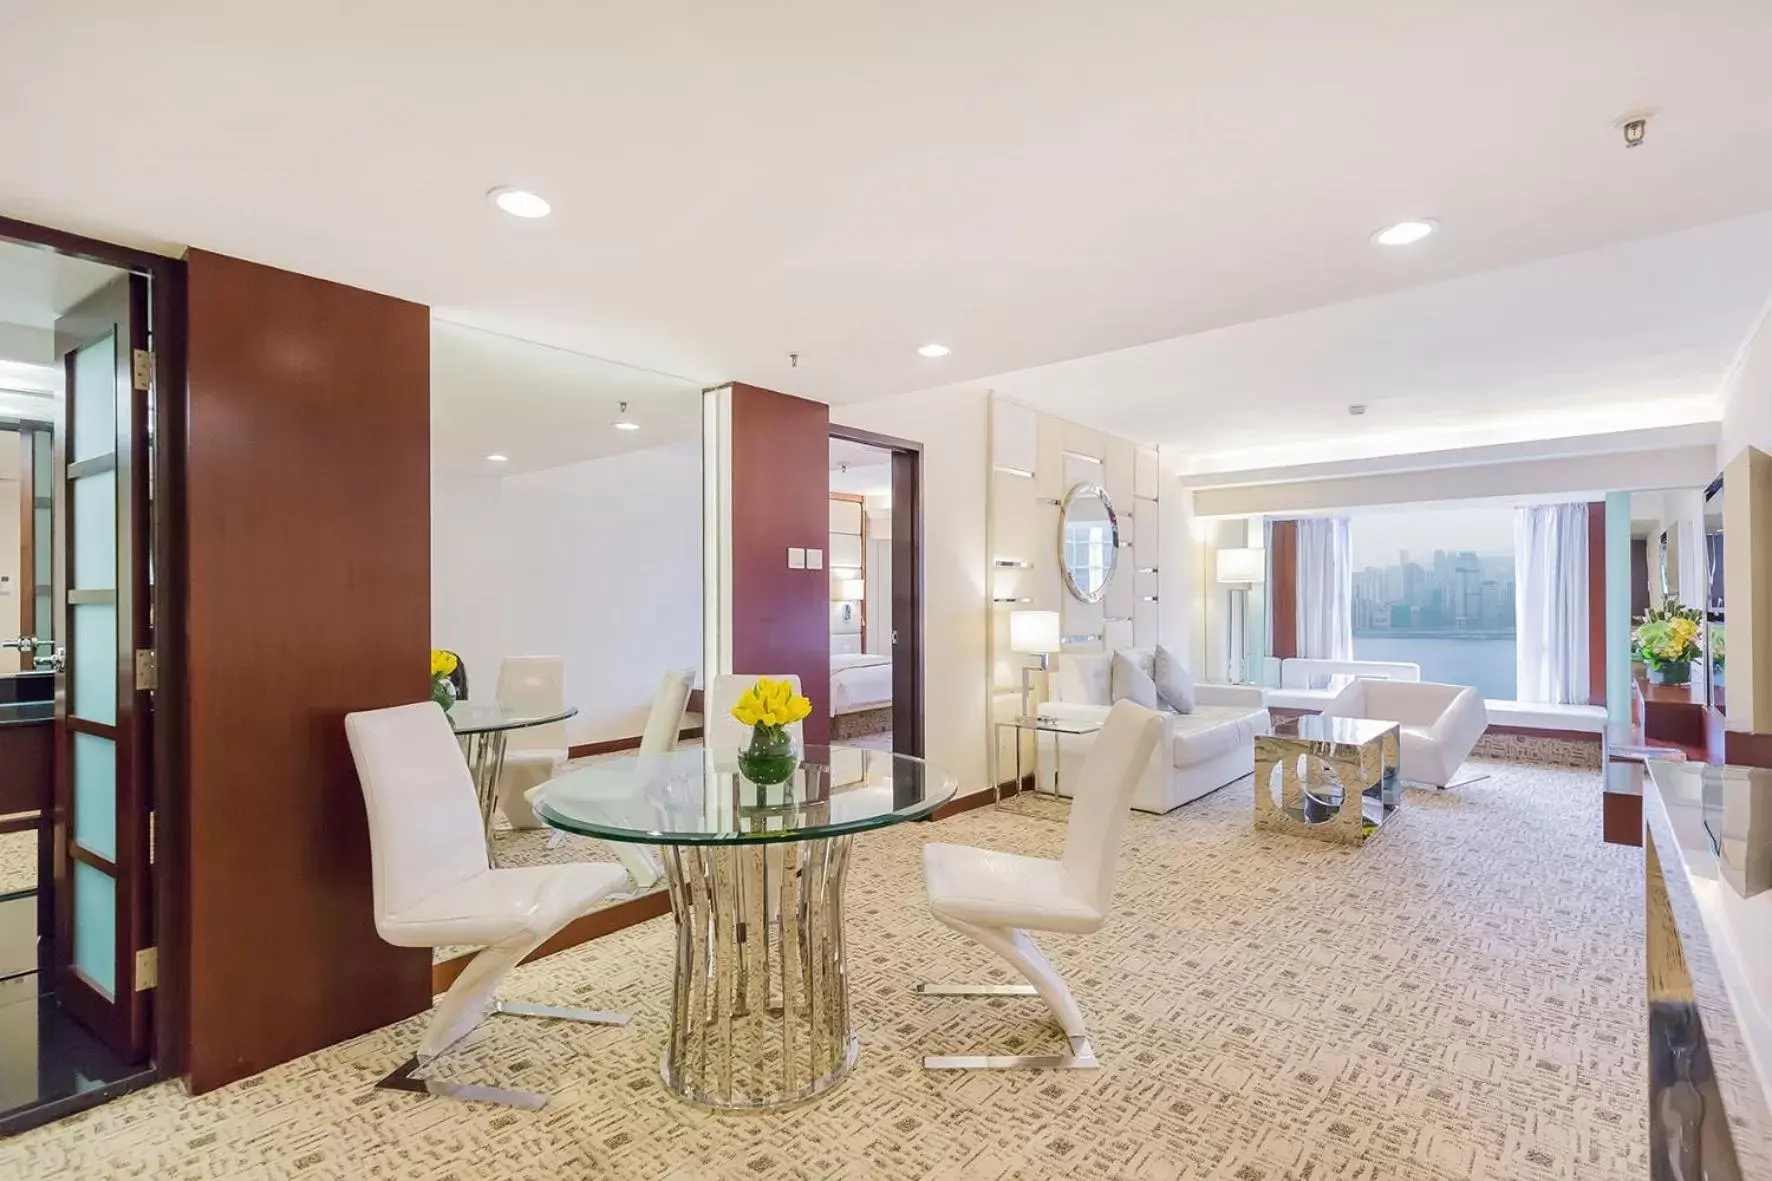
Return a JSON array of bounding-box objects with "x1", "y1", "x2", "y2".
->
[{"x1": 828, "y1": 427, "x2": 923, "y2": 758}]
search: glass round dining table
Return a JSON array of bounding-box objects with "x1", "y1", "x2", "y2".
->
[
  {"x1": 446, "y1": 700, "x2": 578, "y2": 854},
  {"x1": 534, "y1": 744, "x2": 957, "y2": 1111}
]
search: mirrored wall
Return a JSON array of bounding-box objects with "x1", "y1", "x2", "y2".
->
[{"x1": 429, "y1": 320, "x2": 704, "y2": 963}]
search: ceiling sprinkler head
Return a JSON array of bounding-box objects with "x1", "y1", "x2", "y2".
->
[
  {"x1": 1348, "y1": 404, "x2": 1367, "y2": 417},
  {"x1": 1613, "y1": 108, "x2": 1657, "y2": 149}
]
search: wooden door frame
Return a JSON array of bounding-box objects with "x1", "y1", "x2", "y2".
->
[
  {"x1": 827, "y1": 424, "x2": 924, "y2": 759},
  {"x1": 0, "y1": 215, "x2": 188, "y2": 1080}
]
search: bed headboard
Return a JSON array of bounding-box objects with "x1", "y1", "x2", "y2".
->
[{"x1": 831, "y1": 632, "x2": 863, "y2": 656}]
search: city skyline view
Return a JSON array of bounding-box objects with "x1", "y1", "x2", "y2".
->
[{"x1": 1348, "y1": 508, "x2": 1517, "y2": 698}]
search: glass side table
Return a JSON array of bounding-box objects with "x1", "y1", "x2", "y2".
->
[
  {"x1": 1254, "y1": 714, "x2": 1401, "y2": 846},
  {"x1": 991, "y1": 715, "x2": 1104, "y2": 811}
]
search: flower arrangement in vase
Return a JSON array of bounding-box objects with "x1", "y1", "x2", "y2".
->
[
  {"x1": 1633, "y1": 602, "x2": 1702, "y2": 687},
  {"x1": 731, "y1": 676, "x2": 812, "y2": 786},
  {"x1": 430, "y1": 649, "x2": 461, "y2": 709}
]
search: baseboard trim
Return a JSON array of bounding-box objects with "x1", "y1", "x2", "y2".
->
[
  {"x1": 430, "y1": 888, "x2": 672, "y2": 995},
  {"x1": 929, "y1": 775, "x2": 1029, "y2": 821},
  {"x1": 1483, "y1": 724, "x2": 1602, "y2": 743},
  {"x1": 567, "y1": 728, "x2": 704, "y2": 760}
]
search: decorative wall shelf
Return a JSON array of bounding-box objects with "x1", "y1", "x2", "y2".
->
[{"x1": 992, "y1": 559, "x2": 1031, "y2": 569}]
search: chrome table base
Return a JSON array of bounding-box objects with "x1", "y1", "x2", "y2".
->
[
  {"x1": 660, "y1": 836, "x2": 856, "y2": 1110},
  {"x1": 458, "y1": 730, "x2": 511, "y2": 858},
  {"x1": 377, "y1": 1000, "x2": 629, "y2": 1109}
]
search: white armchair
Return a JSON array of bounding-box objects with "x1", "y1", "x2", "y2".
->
[{"x1": 1319, "y1": 679, "x2": 1487, "y2": 788}]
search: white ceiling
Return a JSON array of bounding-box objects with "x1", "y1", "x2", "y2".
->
[
  {"x1": 430, "y1": 320, "x2": 701, "y2": 477},
  {"x1": 4, "y1": 1, "x2": 1772, "y2": 415},
  {"x1": 985, "y1": 213, "x2": 1772, "y2": 470},
  {"x1": 0, "y1": 239, "x2": 118, "y2": 330}
]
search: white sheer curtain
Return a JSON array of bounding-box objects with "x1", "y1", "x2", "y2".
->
[
  {"x1": 1295, "y1": 517, "x2": 1352, "y2": 660},
  {"x1": 1515, "y1": 503, "x2": 1589, "y2": 704}
]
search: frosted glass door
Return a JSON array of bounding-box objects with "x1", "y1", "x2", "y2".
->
[{"x1": 53, "y1": 273, "x2": 152, "y2": 1063}]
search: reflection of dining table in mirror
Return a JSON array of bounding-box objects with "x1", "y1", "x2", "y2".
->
[
  {"x1": 534, "y1": 744, "x2": 956, "y2": 1111},
  {"x1": 446, "y1": 700, "x2": 578, "y2": 856}
]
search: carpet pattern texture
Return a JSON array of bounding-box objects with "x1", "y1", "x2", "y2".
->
[{"x1": 1, "y1": 759, "x2": 1646, "y2": 1180}]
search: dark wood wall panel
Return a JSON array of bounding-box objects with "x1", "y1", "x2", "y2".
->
[
  {"x1": 183, "y1": 250, "x2": 432, "y2": 1093},
  {"x1": 1588, "y1": 501, "x2": 1607, "y2": 707},
  {"x1": 1268, "y1": 519, "x2": 1299, "y2": 661},
  {"x1": 727, "y1": 384, "x2": 831, "y2": 747}
]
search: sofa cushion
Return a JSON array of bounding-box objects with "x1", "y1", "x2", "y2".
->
[
  {"x1": 1153, "y1": 645, "x2": 1197, "y2": 714},
  {"x1": 1171, "y1": 705, "x2": 1262, "y2": 765},
  {"x1": 1057, "y1": 653, "x2": 1113, "y2": 707},
  {"x1": 1111, "y1": 650, "x2": 1160, "y2": 710}
]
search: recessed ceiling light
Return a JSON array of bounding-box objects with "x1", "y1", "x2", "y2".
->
[
  {"x1": 917, "y1": 343, "x2": 950, "y2": 358},
  {"x1": 486, "y1": 453, "x2": 510, "y2": 462},
  {"x1": 1371, "y1": 219, "x2": 1438, "y2": 246},
  {"x1": 613, "y1": 401, "x2": 640, "y2": 431},
  {"x1": 488, "y1": 187, "x2": 551, "y2": 218}
]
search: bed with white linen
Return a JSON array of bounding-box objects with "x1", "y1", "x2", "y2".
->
[{"x1": 830, "y1": 652, "x2": 893, "y2": 716}]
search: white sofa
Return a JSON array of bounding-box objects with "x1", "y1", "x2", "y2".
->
[
  {"x1": 1260, "y1": 657, "x2": 1421, "y2": 713},
  {"x1": 1037, "y1": 649, "x2": 1269, "y2": 813},
  {"x1": 1319, "y1": 679, "x2": 1487, "y2": 788}
]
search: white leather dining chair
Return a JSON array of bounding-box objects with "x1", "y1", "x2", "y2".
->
[
  {"x1": 708, "y1": 673, "x2": 806, "y2": 758},
  {"x1": 494, "y1": 656, "x2": 571, "y2": 831},
  {"x1": 587, "y1": 667, "x2": 695, "y2": 888},
  {"x1": 346, "y1": 701, "x2": 632, "y2": 1108},
  {"x1": 917, "y1": 699, "x2": 1162, "y2": 1070}
]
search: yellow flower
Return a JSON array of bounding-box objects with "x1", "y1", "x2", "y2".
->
[
  {"x1": 430, "y1": 649, "x2": 459, "y2": 678},
  {"x1": 730, "y1": 676, "x2": 813, "y2": 729}
]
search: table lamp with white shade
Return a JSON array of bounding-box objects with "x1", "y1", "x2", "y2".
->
[{"x1": 1009, "y1": 609, "x2": 1062, "y2": 718}]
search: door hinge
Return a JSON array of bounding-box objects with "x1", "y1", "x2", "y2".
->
[
  {"x1": 134, "y1": 648, "x2": 157, "y2": 691},
  {"x1": 131, "y1": 348, "x2": 153, "y2": 391},
  {"x1": 135, "y1": 947, "x2": 158, "y2": 992}
]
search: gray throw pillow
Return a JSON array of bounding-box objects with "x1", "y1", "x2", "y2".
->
[
  {"x1": 1111, "y1": 650, "x2": 1160, "y2": 710},
  {"x1": 1153, "y1": 644, "x2": 1197, "y2": 714}
]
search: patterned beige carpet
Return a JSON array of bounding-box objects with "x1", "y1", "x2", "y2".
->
[{"x1": 0, "y1": 759, "x2": 1646, "y2": 1180}]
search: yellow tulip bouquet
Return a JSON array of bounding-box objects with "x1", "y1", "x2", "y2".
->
[
  {"x1": 430, "y1": 649, "x2": 461, "y2": 709},
  {"x1": 731, "y1": 676, "x2": 812, "y2": 785}
]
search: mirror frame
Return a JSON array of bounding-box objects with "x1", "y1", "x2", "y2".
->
[{"x1": 1057, "y1": 482, "x2": 1120, "y2": 604}]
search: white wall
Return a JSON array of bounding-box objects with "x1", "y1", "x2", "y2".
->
[
  {"x1": 1720, "y1": 304, "x2": 1772, "y2": 468},
  {"x1": 432, "y1": 442, "x2": 702, "y2": 745},
  {"x1": 431, "y1": 473, "x2": 506, "y2": 691},
  {"x1": 832, "y1": 388, "x2": 990, "y2": 796}
]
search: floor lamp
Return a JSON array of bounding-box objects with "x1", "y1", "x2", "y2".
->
[
  {"x1": 1215, "y1": 548, "x2": 1264, "y2": 685},
  {"x1": 1009, "y1": 610, "x2": 1061, "y2": 718}
]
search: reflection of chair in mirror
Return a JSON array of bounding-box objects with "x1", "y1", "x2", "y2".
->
[
  {"x1": 598, "y1": 668, "x2": 695, "y2": 888},
  {"x1": 918, "y1": 700, "x2": 1161, "y2": 1070},
  {"x1": 494, "y1": 656, "x2": 570, "y2": 831},
  {"x1": 708, "y1": 673, "x2": 806, "y2": 759},
  {"x1": 345, "y1": 702, "x2": 631, "y2": 1109}
]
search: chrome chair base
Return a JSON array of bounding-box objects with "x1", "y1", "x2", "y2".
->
[
  {"x1": 915, "y1": 981, "x2": 1038, "y2": 997},
  {"x1": 378, "y1": 999, "x2": 629, "y2": 1108},
  {"x1": 917, "y1": 980, "x2": 1098, "y2": 1070},
  {"x1": 924, "y1": 1034, "x2": 1098, "y2": 1071}
]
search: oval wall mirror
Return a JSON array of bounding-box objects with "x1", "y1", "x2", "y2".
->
[{"x1": 1058, "y1": 482, "x2": 1119, "y2": 603}]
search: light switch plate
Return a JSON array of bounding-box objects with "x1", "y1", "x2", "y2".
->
[
  {"x1": 807, "y1": 548, "x2": 824, "y2": 570},
  {"x1": 787, "y1": 547, "x2": 807, "y2": 569}
]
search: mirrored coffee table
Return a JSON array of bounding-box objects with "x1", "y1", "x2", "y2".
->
[
  {"x1": 1254, "y1": 715, "x2": 1401, "y2": 846},
  {"x1": 534, "y1": 744, "x2": 957, "y2": 1111}
]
